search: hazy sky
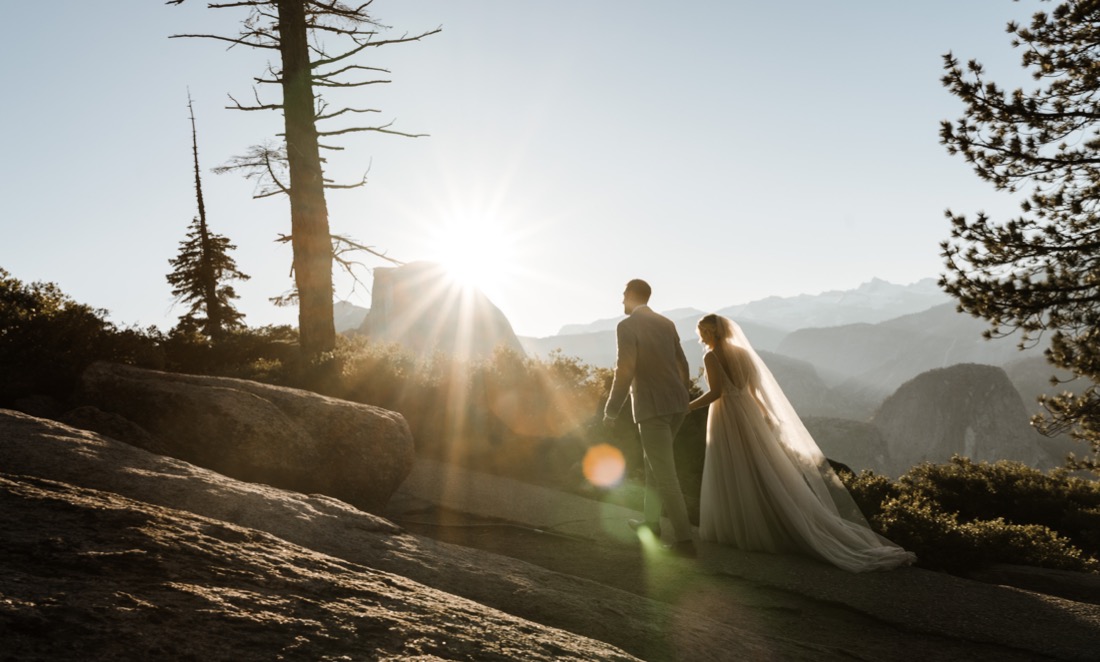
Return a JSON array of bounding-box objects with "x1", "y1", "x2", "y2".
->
[{"x1": 1, "y1": 2, "x2": 1038, "y2": 338}]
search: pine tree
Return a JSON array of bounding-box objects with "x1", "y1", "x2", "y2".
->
[
  {"x1": 167, "y1": 95, "x2": 250, "y2": 340},
  {"x1": 940, "y1": 0, "x2": 1100, "y2": 467}
]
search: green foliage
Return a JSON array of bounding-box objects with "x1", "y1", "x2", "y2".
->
[
  {"x1": 0, "y1": 267, "x2": 302, "y2": 404},
  {"x1": 0, "y1": 268, "x2": 162, "y2": 401},
  {"x1": 159, "y1": 324, "x2": 299, "y2": 379},
  {"x1": 841, "y1": 470, "x2": 900, "y2": 523},
  {"x1": 316, "y1": 339, "x2": 615, "y2": 487},
  {"x1": 940, "y1": 2, "x2": 1100, "y2": 466},
  {"x1": 166, "y1": 215, "x2": 250, "y2": 339},
  {"x1": 843, "y1": 457, "x2": 1100, "y2": 573}
]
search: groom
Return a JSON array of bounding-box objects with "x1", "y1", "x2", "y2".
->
[{"x1": 603, "y1": 279, "x2": 696, "y2": 558}]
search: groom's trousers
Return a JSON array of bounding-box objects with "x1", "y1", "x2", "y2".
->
[{"x1": 638, "y1": 412, "x2": 693, "y2": 543}]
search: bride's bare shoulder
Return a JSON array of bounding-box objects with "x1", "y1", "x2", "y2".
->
[{"x1": 725, "y1": 344, "x2": 749, "y2": 360}]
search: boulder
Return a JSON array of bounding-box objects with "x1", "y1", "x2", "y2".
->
[
  {"x1": 74, "y1": 362, "x2": 413, "y2": 513},
  {"x1": 59, "y1": 405, "x2": 162, "y2": 452}
]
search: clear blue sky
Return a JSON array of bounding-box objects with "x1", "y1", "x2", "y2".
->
[{"x1": 1, "y1": 1, "x2": 1036, "y2": 338}]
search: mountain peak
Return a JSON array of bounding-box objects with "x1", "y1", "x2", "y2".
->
[
  {"x1": 358, "y1": 261, "x2": 525, "y2": 360},
  {"x1": 856, "y1": 277, "x2": 892, "y2": 292}
]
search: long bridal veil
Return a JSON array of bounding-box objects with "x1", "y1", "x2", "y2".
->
[{"x1": 715, "y1": 316, "x2": 901, "y2": 545}]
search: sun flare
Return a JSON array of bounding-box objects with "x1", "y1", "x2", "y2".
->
[
  {"x1": 582, "y1": 443, "x2": 626, "y2": 488},
  {"x1": 431, "y1": 214, "x2": 517, "y2": 294}
]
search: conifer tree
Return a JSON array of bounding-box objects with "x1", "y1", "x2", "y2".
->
[
  {"x1": 940, "y1": 0, "x2": 1100, "y2": 466},
  {"x1": 167, "y1": 95, "x2": 250, "y2": 340}
]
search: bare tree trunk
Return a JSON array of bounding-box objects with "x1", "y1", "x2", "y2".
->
[
  {"x1": 189, "y1": 96, "x2": 222, "y2": 340},
  {"x1": 277, "y1": 0, "x2": 335, "y2": 358}
]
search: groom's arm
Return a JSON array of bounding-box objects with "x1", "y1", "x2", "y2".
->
[
  {"x1": 604, "y1": 322, "x2": 636, "y2": 422},
  {"x1": 674, "y1": 334, "x2": 690, "y2": 389}
]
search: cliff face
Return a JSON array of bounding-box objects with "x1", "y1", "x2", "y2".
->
[
  {"x1": 358, "y1": 262, "x2": 525, "y2": 360},
  {"x1": 871, "y1": 364, "x2": 1055, "y2": 475},
  {"x1": 803, "y1": 416, "x2": 891, "y2": 474}
]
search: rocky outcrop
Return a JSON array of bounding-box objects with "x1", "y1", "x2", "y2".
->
[
  {"x1": 0, "y1": 410, "x2": 771, "y2": 661},
  {"x1": 4, "y1": 410, "x2": 1100, "y2": 661},
  {"x1": 359, "y1": 261, "x2": 525, "y2": 360},
  {"x1": 0, "y1": 411, "x2": 635, "y2": 661},
  {"x1": 74, "y1": 362, "x2": 413, "y2": 514},
  {"x1": 871, "y1": 364, "x2": 1056, "y2": 475}
]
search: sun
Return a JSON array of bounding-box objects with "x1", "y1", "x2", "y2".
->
[{"x1": 431, "y1": 214, "x2": 517, "y2": 294}]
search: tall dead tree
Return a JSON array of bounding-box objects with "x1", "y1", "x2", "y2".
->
[
  {"x1": 167, "y1": 94, "x2": 250, "y2": 339},
  {"x1": 167, "y1": 0, "x2": 438, "y2": 359}
]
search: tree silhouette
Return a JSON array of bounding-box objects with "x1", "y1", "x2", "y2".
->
[
  {"x1": 166, "y1": 0, "x2": 438, "y2": 359},
  {"x1": 167, "y1": 94, "x2": 250, "y2": 340},
  {"x1": 940, "y1": 0, "x2": 1100, "y2": 467}
]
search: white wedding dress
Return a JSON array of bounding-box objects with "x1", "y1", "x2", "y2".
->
[{"x1": 698, "y1": 318, "x2": 915, "y2": 572}]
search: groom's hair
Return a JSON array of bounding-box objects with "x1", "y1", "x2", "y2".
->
[{"x1": 625, "y1": 279, "x2": 652, "y2": 303}]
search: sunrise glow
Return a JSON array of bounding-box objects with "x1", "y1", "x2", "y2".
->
[{"x1": 431, "y1": 213, "x2": 518, "y2": 295}]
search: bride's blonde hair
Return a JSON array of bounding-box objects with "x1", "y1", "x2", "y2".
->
[{"x1": 696, "y1": 313, "x2": 730, "y2": 347}]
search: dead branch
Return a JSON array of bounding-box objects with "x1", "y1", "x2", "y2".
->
[
  {"x1": 318, "y1": 121, "x2": 427, "y2": 138},
  {"x1": 227, "y1": 91, "x2": 282, "y2": 112},
  {"x1": 168, "y1": 33, "x2": 279, "y2": 49},
  {"x1": 316, "y1": 106, "x2": 381, "y2": 121}
]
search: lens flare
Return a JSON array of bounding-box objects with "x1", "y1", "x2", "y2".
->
[{"x1": 582, "y1": 443, "x2": 626, "y2": 488}]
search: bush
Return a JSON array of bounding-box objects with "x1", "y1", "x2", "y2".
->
[
  {"x1": 329, "y1": 339, "x2": 615, "y2": 488},
  {"x1": 843, "y1": 470, "x2": 901, "y2": 522},
  {"x1": 0, "y1": 267, "x2": 305, "y2": 405},
  {"x1": 842, "y1": 458, "x2": 1100, "y2": 574},
  {"x1": 0, "y1": 268, "x2": 162, "y2": 402},
  {"x1": 160, "y1": 324, "x2": 301, "y2": 379}
]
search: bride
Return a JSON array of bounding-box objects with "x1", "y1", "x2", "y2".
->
[{"x1": 688, "y1": 314, "x2": 915, "y2": 572}]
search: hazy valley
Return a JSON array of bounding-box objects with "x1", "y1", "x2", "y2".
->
[{"x1": 342, "y1": 273, "x2": 1082, "y2": 477}]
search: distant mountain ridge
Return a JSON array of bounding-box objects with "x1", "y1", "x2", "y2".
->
[
  {"x1": 524, "y1": 278, "x2": 951, "y2": 372},
  {"x1": 549, "y1": 278, "x2": 948, "y2": 339},
  {"x1": 556, "y1": 307, "x2": 706, "y2": 336},
  {"x1": 720, "y1": 277, "x2": 948, "y2": 330}
]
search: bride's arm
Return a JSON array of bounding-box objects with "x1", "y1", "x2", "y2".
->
[{"x1": 688, "y1": 352, "x2": 724, "y2": 411}]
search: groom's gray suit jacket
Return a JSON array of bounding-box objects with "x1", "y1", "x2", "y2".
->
[{"x1": 605, "y1": 305, "x2": 691, "y2": 423}]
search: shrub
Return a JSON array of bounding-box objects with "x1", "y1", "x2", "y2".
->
[
  {"x1": 899, "y1": 457, "x2": 1100, "y2": 560},
  {"x1": 330, "y1": 340, "x2": 614, "y2": 488},
  {"x1": 160, "y1": 324, "x2": 300, "y2": 379},
  {"x1": 842, "y1": 458, "x2": 1100, "y2": 573},
  {"x1": 842, "y1": 470, "x2": 901, "y2": 522},
  {"x1": 0, "y1": 268, "x2": 162, "y2": 402}
]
